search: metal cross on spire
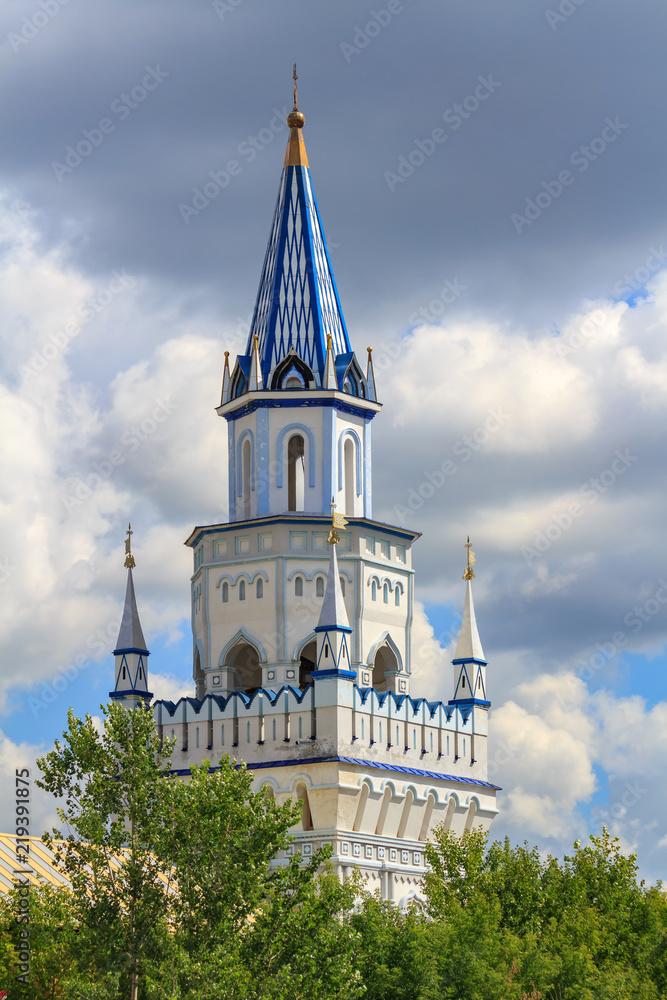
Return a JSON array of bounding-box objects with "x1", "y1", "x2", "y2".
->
[
  {"x1": 463, "y1": 535, "x2": 476, "y2": 580},
  {"x1": 124, "y1": 523, "x2": 136, "y2": 569},
  {"x1": 292, "y1": 63, "x2": 298, "y2": 110}
]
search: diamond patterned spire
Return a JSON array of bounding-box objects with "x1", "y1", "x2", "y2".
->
[{"x1": 247, "y1": 122, "x2": 351, "y2": 382}]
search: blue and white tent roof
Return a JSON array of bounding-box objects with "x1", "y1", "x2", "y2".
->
[{"x1": 246, "y1": 108, "x2": 351, "y2": 382}]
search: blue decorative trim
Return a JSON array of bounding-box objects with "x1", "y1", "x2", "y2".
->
[
  {"x1": 166, "y1": 755, "x2": 501, "y2": 790},
  {"x1": 256, "y1": 408, "x2": 270, "y2": 516},
  {"x1": 235, "y1": 428, "x2": 255, "y2": 497},
  {"x1": 311, "y1": 669, "x2": 357, "y2": 679},
  {"x1": 313, "y1": 624, "x2": 353, "y2": 634},
  {"x1": 448, "y1": 698, "x2": 492, "y2": 707},
  {"x1": 223, "y1": 398, "x2": 378, "y2": 423},
  {"x1": 186, "y1": 514, "x2": 420, "y2": 549},
  {"x1": 452, "y1": 657, "x2": 488, "y2": 666},
  {"x1": 113, "y1": 647, "x2": 150, "y2": 656},
  {"x1": 110, "y1": 689, "x2": 153, "y2": 700}
]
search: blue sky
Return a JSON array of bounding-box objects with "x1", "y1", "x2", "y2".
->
[{"x1": 1, "y1": 0, "x2": 667, "y2": 879}]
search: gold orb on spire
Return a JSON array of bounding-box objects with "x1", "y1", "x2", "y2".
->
[{"x1": 287, "y1": 62, "x2": 305, "y2": 128}]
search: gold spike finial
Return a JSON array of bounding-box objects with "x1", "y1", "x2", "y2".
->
[
  {"x1": 286, "y1": 64, "x2": 305, "y2": 131},
  {"x1": 463, "y1": 536, "x2": 476, "y2": 580},
  {"x1": 124, "y1": 523, "x2": 136, "y2": 569}
]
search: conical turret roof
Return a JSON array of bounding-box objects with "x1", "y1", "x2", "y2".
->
[
  {"x1": 115, "y1": 568, "x2": 148, "y2": 653},
  {"x1": 246, "y1": 96, "x2": 351, "y2": 382}
]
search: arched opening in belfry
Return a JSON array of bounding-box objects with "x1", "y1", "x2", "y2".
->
[
  {"x1": 287, "y1": 434, "x2": 305, "y2": 512},
  {"x1": 344, "y1": 437, "x2": 355, "y2": 515},
  {"x1": 225, "y1": 641, "x2": 261, "y2": 694},
  {"x1": 295, "y1": 783, "x2": 314, "y2": 831},
  {"x1": 373, "y1": 643, "x2": 399, "y2": 692},
  {"x1": 299, "y1": 639, "x2": 317, "y2": 687},
  {"x1": 241, "y1": 438, "x2": 251, "y2": 519},
  {"x1": 194, "y1": 648, "x2": 205, "y2": 700}
]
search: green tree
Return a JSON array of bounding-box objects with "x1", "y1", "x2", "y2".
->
[{"x1": 30, "y1": 701, "x2": 365, "y2": 999}]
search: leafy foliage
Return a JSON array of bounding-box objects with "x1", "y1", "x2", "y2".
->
[{"x1": 1, "y1": 701, "x2": 666, "y2": 999}]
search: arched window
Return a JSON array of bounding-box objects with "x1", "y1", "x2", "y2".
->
[
  {"x1": 413, "y1": 729, "x2": 416, "y2": 749},
  {"x1": 256, "y1": 578, "x2": 263, "y2": 599},
  {"x1": 221, "y1": 724, "x2": 225, "y2": 745},
  {"x1": 122, "y1": 666, "x2": 126, "y2": 680},
  {"x1": 239, "y1": 580, "x2": 246, "y2": 601},
  {"x1": 395, "y1": 587, "x2": 400, "y2": 606},
  {"x1": 295, "y1": 576, "x2": 303, "y2": 597},
  {"x1": 225, "y1": 641, "x2": 261, "y2": 693},
  {"x1": 242, "y1": 438, "x2": 251, "y2": 519},
  {"x1": 296, "y1": 783, "x2": 314, "y2": 831},
  {"x1": 373, "y1": 643, "x2": 398, "y2": 693},
  {"x1": 247, "y1": 721, "x2": 251, "y2": 743},
  {"x1": 138, "y1": 666, "x2": 142, "y2": 680},
  {"x1": 298, "y1": 717, "x2": 303, "y2": 738},
  {"x1": 196, "y1": 727, "x2": 200, "y2": 749},
  {"x1": 272, "y1": 719, "x2": 276, "y2": 741},
  {"x1": 344, "y1": 437, "x2": 355, "y2": 515},
  {"x1": 222, "y1": 582, "x2": 229, "y2": 603},
  {"x1": 396, "y1": 725, "x2": 400, "y2": 746},
  {"x1": 461, "y1": 674, "x2": 466, "y2": 689},
  {"x1": 361, "y1": 718, "x2": 365, "y2": 740},
  {"x1": 287, "y1": 434, "x2": 305, "y2": 512},
  {"x1": 284, "y1": 374, "x2": 303, "y2": 389},
  {"x1": 447, "y1": 734, "x2": 450, "y2": 756},
  {"x1": 316, "y1": 576, "x2": 325, "y2": 598},
  {"x1": 340, "y1": 576, "x2": 346, "y2": 597},
  {"x1": 371, "y1": 581, "x2": 377, "y2": 601},
  {"x1": 299, "y1": 639, "x2": 317, "y2": 687},
  {"x1": 383, "y1": 583, "x2": 389, "y2": 604},
  {"x1": 379, "y1": 722, "x2": 382, "y2": 744},
  {"x1": 463, "y1": 738, "x2": 466, "y2": 757}
]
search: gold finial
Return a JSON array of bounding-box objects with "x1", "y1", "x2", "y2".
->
[
  {"x1": 463, "y1": 536, "x2": 476, "y2": 580},
  {"x1": 124, "y1": 523, "x2": 136, "y2": 569},
  {"x1": 224, "y1": 350, "x2": 229, "y2": 358},
  {"x1": 327, "y1": 496, "x2": 348, "y2": 545},
  {"x1": 253, "y1": 334, "x2": 259, "y2": 350},
  {"x1": 286, "y1": 64, "x2": 305, "y2": 130}
]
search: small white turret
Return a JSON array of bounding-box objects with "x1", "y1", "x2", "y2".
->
[
  {"x1": 451, "y1": 538, "x2": 488, "y2": 704},
  {"x1": 313, "y1": 510, "x2": 353, "y2": 675},
  {"x1": 110, "y1": 524, "x2": 152, "y2": 710}
]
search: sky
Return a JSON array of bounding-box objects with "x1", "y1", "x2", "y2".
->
[{"x1": 1, "y1": 0, "x2": 667, "y2": 880}]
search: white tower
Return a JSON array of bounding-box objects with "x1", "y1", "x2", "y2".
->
[{"x1": 149, "y1": 77, "x2": 498, "y2": 904}]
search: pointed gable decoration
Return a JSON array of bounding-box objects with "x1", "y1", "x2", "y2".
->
[{"x1": 246, "y1": 92, "x2": 351, "y2": 383}]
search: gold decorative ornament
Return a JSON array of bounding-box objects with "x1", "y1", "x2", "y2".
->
[
  {"x1": 124, "y1": 523, "x2": 136, "y2": 569},
  {"x1": 463, "y1": 535, "x2": 476, "y2": 580},
  {"x1": 328, "y1": 497, "x2": 348, "y2": 545}
]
